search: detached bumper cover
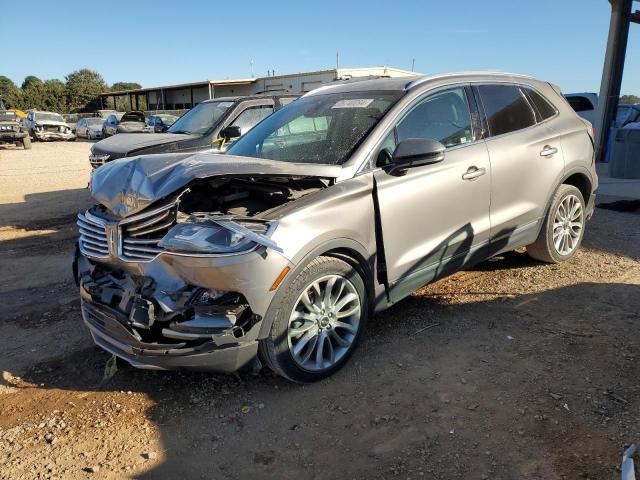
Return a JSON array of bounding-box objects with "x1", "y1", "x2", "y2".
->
[
  {"x1": 74, "y1": 245, "x2": 284, "y2": 372},
  {"x1": 81, "y1": 297, "x2": 258, "y2": 372}
]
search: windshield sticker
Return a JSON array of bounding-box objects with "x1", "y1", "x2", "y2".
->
[{"x1": 332, "y1": 99, "x2": 374, "y2": 109}]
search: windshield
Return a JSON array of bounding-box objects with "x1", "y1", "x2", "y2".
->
[
  {"x1": 167, "y1": 101, "x2": 234, "y2": 135},
  {"x1": 86, "y1": 118, "x2": 104, "y2": 126},
  {"x1": 0, "y1": 111, "x2": 16, "y2": 121},
  {"x1": 227, "y1": 91, "x2": 403, "y2": 164},
  {"x1": 35, "y1": 112, "x2": 64, "y2": 123}
]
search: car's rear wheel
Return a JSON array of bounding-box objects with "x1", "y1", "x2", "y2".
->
[
  {"x1": 259, "y1": 256, "x2": 367, "y2": 383},
  {"x1": 527, "y1": 184, "x2": 585, "y2": 263},
  {"x1": 22, "y1": 137, "x2": 32, "y2": 149}
]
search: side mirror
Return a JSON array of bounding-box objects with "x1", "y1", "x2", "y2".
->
[
  {"x1": 390, "y1": 138, "x2": 445, "y2": 173},
  {"x1": 220, "y1": 125, "x2": 242, "y2": 140}
]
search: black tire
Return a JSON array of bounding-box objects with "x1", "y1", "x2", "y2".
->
[
  {"x1": 22, "y1": 137, "x2": 32, "y2": 150},
  {"x1": 30, "y1": 130, "x2": 38, "y2": 142},
  {"x1": 259, "y1": 256, "x2": 368, "y2": 383},
  {"x1": 527, "y1": 184, "x2": 585, "y2": 263}
]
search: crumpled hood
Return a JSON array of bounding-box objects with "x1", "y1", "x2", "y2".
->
[
  {"x1": 92, "y1": 132, "x2": 192, "y2": 155},
  {"x1": 90, "y1": 152, "x2": 342, "y2": 218},
  {"x1": 36, "y1": 120, "x2": 68, "y2": 127}
]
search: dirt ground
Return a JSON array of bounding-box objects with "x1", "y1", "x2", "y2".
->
[{"x1": 0, "y1": 142, "x2": 639, "y2": 480}]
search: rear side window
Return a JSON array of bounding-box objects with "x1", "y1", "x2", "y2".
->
[
  {"x1": 523, "y1": 88, "x2": 557, "y2": 121},
  {"x1": 230, "y1": 105, "x2": 274, "y2": 135},
  {"x1": 566, "y1": 96, "x2": 594, "y2": 112},
  {"x1": 478, "y1": 84, "x2": 536, "y2": 136}
]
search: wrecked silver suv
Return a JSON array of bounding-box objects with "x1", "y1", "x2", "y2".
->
[{"x1": 75, "y1": 73, "x2": 597, "y2": 382}]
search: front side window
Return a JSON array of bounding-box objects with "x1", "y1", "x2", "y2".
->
[
  {"x1": 230, "y1": 106, "x2": 274, "y2": 135},
  {"x1": 168, "y1": 101, "x2": 234, "y2": 135},
  {"x1": 396, "y1": 87, "x2": 473, "y2": 148},
  {"x1": 478, "y1": 84, "x2": 536, "y2": 136},
  {"x1": 227, "y1": 91, "x2": 403, "y2": 165}
]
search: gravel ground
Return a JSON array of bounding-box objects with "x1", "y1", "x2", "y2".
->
[{"x1": 0, "y1": 142, "x2": 639, "y2": 479}]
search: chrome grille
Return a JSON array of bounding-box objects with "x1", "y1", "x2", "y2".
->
[
  {"x1": 77, "y1": 211, "x2": 109, "y2": 258},
  {"x1": 120, "y1": 203, "x2": 177, "y2": 261},
  {"x1": 89, "y1": 154, "x2": 110, "y2": 169}
]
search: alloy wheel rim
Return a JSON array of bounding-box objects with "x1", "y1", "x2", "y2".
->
[
  {"x1": 287, "y1": 274, "x2": 361, "y2": 372},
  {"x1": 552, "y1": 194, "x2": 583, "y2": 255}
]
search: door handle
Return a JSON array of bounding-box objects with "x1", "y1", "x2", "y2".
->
[
  {"x1": 462, "y1": 166, "x2": 486, "y2": 181},
  {"x1": 540, "y1": 145, "x2": 558, "y2": 157}
]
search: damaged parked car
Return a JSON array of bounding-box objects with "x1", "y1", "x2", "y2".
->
[
  {"x1": 24, "y1": 110, "x2": 75, "y2": 141},
  {"x1": 0, "y1": 110, "x2": 31, "y2": 149},
  {"x1": 116, "y1": 111, "x2": 148, "y2": 134},
  {"x1": 88, "y1": 94, "x2": 297, "y2": 168},
  {"x1": 75, "y1": 73, "x2": 597, "y2": 382}
]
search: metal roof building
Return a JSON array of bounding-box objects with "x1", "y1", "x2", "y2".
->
[{"x1": 100, "y1": 66, "x2": 420, "y2": 111}]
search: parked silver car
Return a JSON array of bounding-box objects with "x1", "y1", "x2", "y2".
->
[
  {"x1": 76, "y1": 118, "x2": 105, "y2": 140},
  {"x1": 74, "y1": 72, "x2": 597, "y2": 382}
]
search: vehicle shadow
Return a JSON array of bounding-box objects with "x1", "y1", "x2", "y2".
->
[
  {"x1": 7, "y1": 277, "x2": 639, "y2": 479},
  {"x1": 3, "y1": 210, "x2": 639, "y2": 478}
]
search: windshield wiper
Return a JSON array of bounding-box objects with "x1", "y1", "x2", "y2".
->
[{"x1": 169, "y1": 130, "x2": 195, "y2": 135}]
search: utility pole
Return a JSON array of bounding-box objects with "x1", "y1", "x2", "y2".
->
[
  {"x1": 250, "y1": 59, "x2": 255, "y2": 78},
  {"x1": 336, "y1": 51, "x2": 340, "y2": 70},
  {"x1": 411, "y1": 58, "x2": 415, "y2": 72},
  {"x1": 594, "y1": 0, "x2": 639, "y2": 162}
]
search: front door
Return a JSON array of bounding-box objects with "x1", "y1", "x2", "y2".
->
[{"x1": 373, "y1": 86, "x2": 491, "y2": 303}]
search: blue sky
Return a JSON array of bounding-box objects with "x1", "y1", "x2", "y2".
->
[{"x1": 1, "y1": 0, "x2": 638, "y2": 94}]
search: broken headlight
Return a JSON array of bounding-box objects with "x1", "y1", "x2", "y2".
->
[{"x1": 159, "y1": 217, "x2": 278, "y2": 254}]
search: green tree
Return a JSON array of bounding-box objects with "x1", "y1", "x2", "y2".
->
[
  {"x1": 111, "y1": 82, "x2": 142, "y2": 92},
  {"x1": 620, "y1": 94, "x2": 640, "y2": 105},
  {"x1": 110, "y1": 82, "x2": 144, "y2": 111},
  {"x1": 43, "y1": 79, "x2": 68, "y2": 112},
  {"x1": 21, "y1": 75, "x2": 46, "y2": 110},
  {"x1": 0, "y1": 76, "x2": 22, "y2": 109},
  {"x1": 65, "y1": 69, "x2": 107, "y2": 112}
]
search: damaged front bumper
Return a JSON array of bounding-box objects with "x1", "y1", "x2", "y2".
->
[
  {"x1": 33, "y1": 129, "x2": 75, "y2": 141},
  {"x1": 74, "y1": 241, "x2": 292, "y2": 372},
  {"x1": 0, "y1": 131, "x2": 27, "y2": 143}
]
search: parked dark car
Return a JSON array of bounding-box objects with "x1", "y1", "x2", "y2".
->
[
  {"x1": 89, "y1": 95, "x2": 298, "y2": 168},
  {"x1": 101, "y1": 113, "x2": 124, "y2": 137},
  {"x1": 147, "y1": 114, "x2": 178, "y2": 133},
  {"x1": 116, "y1": 111, "x2": 148, "y2": 134},
  {"x1": 0, "y1": 110, "x2": 30, "y2": 149}
]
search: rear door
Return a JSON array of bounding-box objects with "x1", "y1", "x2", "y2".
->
[
  {"x1": 475, "y1": 83, "x2": 565, "y2": 252},
  {"x1": 373, "y1": 86, "x2": 491, "y2": 301}
]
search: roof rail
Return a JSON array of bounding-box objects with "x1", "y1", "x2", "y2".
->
[{"x1": 405, "y1": 71, "x2": 536, "y2": 90}]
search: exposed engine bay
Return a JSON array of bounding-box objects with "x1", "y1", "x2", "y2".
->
[{"x1": 175, "y1": 175, "x2": 328, "y2": 219}]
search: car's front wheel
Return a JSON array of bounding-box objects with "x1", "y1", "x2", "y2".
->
[
  {"x1": 527, "y1": 184, "x2": 586, "y2": 263},
  {"x1": 259, "y1": 256, "x2": 367, "y2": 383}
]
